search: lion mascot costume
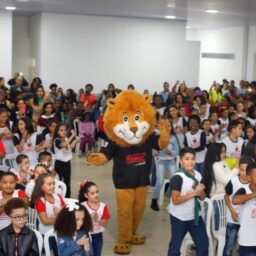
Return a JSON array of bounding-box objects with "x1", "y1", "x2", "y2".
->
[{"x1": 88, "y1": 90, "x2": 170, "y2": 254}]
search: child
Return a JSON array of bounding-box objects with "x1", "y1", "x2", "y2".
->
[
  {"x1": 218, "y1": 108, "x2": 229, "y2": 140},
  {"x1": 38, "y1": 151, "x2": 57, "y2": 177},
  {"x1": 236, "y1": 101, "x2": 247, "y2": 118},
  {"x1": 0, "y1": 198, "x2": 39, "y2": 255},
  {"x1": 167, "y1": 147, "x2": 208, "y2": 256},
  {"x1": 0, "y1": 108, "x2": 15, "y2": 154},
  {"x1": 222, "y1": 120, "x2": 243, "y2": 160},
  {"x1": 184, "y1": 115, "x2": 206, "y2": 173},
  {"x1": 201, "y1": 119, "x2": 215, "y2": 147},
  {"x1": 0, "y1": 172, "x2": 28, "y2": 230},
  {"x1": 79, "y1": 180, "x2": 110, "y2": 256},
  {"x1": 151, "y1": 122, "x2": 179, "y2": 211},
  {"x1": 79, "y1": 112, "x2": 96, "y2": 157},
  {"x1": 223, "y1": 156, "x2": 252, "y2": 256},
  {"x1": 42, "y1": 119, "x2": 58, "y2": 153},
  {"x1": 55, "y1": 201, "x2": 93, "y2": 256},
  {"x1": 54, "y1": 124, "x2": 78, "y2": 197},
  {"x1": 198, "y1": 103, "x2": 208, "y2": 122},
  {"x1": 242, "y1": 125, "x2": 255, "y2": 151},
  {"x1": 209, "y1": 112, "x2": 220, "y2": 139},
  {"x1": 31, "y1": 173, "x2": 65, "y2": 235},
  {"x1": 15, "y1": 154, "x2": 31, "y2": 187},
  {"x1": 233, "y1": 162, "x2": 256, "y2": 255}
]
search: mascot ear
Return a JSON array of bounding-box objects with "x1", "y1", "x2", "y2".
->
[
  {"x1": 142, "y1": 94, "x2": 152, "y2": 104},
  {"x1": 107, "y1": 98, "x2": 115, "y2": 110}
]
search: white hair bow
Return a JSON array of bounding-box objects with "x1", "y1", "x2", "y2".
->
[{"x1": 65, "y1": 199, "x2": 79, "y2": 212}]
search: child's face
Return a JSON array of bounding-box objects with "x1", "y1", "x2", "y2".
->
[
  {"x1": 9, "y1": 208, "x2": 27, "y2": 230},
  {"x1": 58, "y1": 126, "x2": 67, "y2": 138},
  {"x1": 0, "y1": 112, "x2": 8, "y2": 124},
  {"x1": 199, "y1": 105, "x2": 207, "y2": 115},
  {"x1": 34, "y1": 166, "x2": 47, "y2": 180},
  {"x1": 180, "y1": 153, "x2": 196, "y2": 172},
  {"x1": 49, "y1": 122, "x2": 57, "y2": 133},
  {"x1": 220, "y1": 146, "x2": 226, "y2": 161},
  {"x1": 248, "y1": 169, "x2": 256, "y2": 186},
  {"x1": 237, "y1": 103, "x2": 244, "y2": 112},
  {"x1": 45, "y1": 104, "x2": 53, "y2": 115},
  {"x1": 85, "y1": 185, "x2": 99, "y2": 203},
  {"x1": 41, "y1": 156, "x2": 52, "y2": 168},
  {"x1": 18, "y1": 120, "x2": 26, "y2": 133},
  {"x1": 179, "y1": 107, "x2": 186, "y2": 117},
  {"x1": 222, "y1": 110, "x2": 228, "y2": 118},
  {"x1": 19, "y1": 158, "x2": 29, "y2": 172},
  {"x1": 1, "y1": 175, "x2": 16, "y2": 194},
  {"x1": 202, "y1": 121, "x2": 211, "y2": 131},
  {"x1": 239, "y1": 164, "x2": 249, "y2": 181},
  {"x1": 210, "y1": 113, "x2": 218, "y2": 122},
  {"x1": 75, "y1": 210, "x2": 85, "y2": 231},
  {"x1": 42, "y1": 176, "x2": 55, "y2": 195},
  {"x1": 246, "y1": 128, "x2": 255, "y2": 140},
  {"x1": 169, "y1": 107, "x2": 178, "y2": 118},
  {"x1": 233, "y1": 124, "x2": 243, "y2": 137},
  {"x1": 189, "y1": 119, "x2": 199, "y2": 133}
]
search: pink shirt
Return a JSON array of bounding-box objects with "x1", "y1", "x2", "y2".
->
[{"x1": 79, "y1": 121, "x2": 96, "y2": 138}]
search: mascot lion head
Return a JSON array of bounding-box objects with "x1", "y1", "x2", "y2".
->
[{"x1": 103, "y1": 90, "x2": 155, "y2": 147}]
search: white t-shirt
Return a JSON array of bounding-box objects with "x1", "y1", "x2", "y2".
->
[
  {"x1": 225, "y1": 176, "x2": 250, "y2": 224},
  {"x1": 168, "y1": 170, "x2": 202, "y2": 221},
  {"x1": 218, "y1": 118, "x2": 229, "y2": 140},
  {"x1": 54, "y1": 138, "x2": 72, "y2": 162},
  {"x1": 222, "y1": 136, "x2": 244, "y2": 159}
]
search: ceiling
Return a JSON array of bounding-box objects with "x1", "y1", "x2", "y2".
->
[{"x1": 1, "y1": 0, "x2": 256, "y2": 29}]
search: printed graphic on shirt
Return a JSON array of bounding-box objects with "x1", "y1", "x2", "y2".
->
[{"x1": 126, "y1": 153, "x2": 146, "y2": 165}]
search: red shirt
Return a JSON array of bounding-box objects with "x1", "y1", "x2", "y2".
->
[
  {"x1": 0, "y1": 139, "x2": 6, "y2": 154},
  {"x1": 80, "y1": 94, "x2": 97, "y2": 111}
]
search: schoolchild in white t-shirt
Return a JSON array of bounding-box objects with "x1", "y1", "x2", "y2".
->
[{"x1": 167, "y1": 147, "x2": 208, "y2": 256}]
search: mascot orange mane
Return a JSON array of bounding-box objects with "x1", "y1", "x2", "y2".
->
[{"x1": 88, "y1": 90, "x2": 170, "y2": 254}]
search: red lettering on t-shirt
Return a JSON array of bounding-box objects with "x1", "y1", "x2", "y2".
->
[{"x1": 126, "y1": 153, "x2": 146, "y2": 164}]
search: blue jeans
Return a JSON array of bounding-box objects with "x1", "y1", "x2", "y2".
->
[
  {"x1": 239, "y1": 246, "x2": 256, "y2": 256},
  {"x1": 91, "y1": 233, "x2": 103, "y2": 256},
  {"x1": 167, "y1": 215, "x2": 209, "y2": 256},
  {"x1": 223, "y1": 222, "x2": 240, "y2": 256},
  {"x1": 153, "y1": 159, "x2": 176, "y2": 199}
]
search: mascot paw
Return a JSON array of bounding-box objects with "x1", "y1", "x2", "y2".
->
[
  {"x1": 87, "y1": 153, "x2": 108, "y2": 166},
  {"x1": 132, "y1": 234, "x2": 146, "y2": 245},
  {"x1": 158, "y1": 118, "x2": 171, "y2": 132},
  {"x1": 113, "y1": 243, "x2": 131, "y2": 254}
]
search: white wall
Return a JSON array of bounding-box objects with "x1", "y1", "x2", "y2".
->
[
  {"x1": 247, "y1": 25, "x2": 256, "y2": 81},
  {"x1": 13, "y1": 16, "x2": 31, "y2": 79},
  {"x1": 0, "y1": 11, "x2": 13, "y2": 80},
  {"x1": 187, "y1": 27, "x2": 246, "y2": 89},
  {"x1": 38, "y1": 13, "x2": 200, "y2": 93}
]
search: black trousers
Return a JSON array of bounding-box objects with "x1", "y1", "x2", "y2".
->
[{"x1": 54, "y1": 160, "x2": 71, "y2": 198}]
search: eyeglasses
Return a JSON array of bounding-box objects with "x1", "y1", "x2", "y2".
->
[{"x1": 10, "y1": 214, "x2": 28, "y2": 221}]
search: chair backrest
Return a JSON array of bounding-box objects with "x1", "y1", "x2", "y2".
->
[
  {"x1": 210, "y1": 193, "x2": 226, "y2": 237},
  {"x1": 27, "y1": 207, "x2": 38, "y2": 230},
  {"x1": 2, "y1": 154, "x2": 18, "y2": 169},
  {"x1": 32, "y1": 229, "x2": 43, "y2": 256},
  {"x1": 44, "y1": 229, "x2": 57, "y2": 256},
  {"x1": 73, "y1": 119, "x2": 80, "y2": 137},
  {"x1": 55, "y1": 180, "x2": 67, "y2": 198}
]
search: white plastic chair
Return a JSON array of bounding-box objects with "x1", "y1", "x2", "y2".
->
[
  {"x1": 73, "y1": 118, "x2": 80, "y2": 153},
  {"x1": 181, "y1": 197, "x2": 214, "y2": 256},
  {"x1": 32, "y1": 229, "x2": 43, "y2": 256},
  {"x1": 27, "y1": 207, "x2": 38, "y2": 230},
  {"x1": 210, "y1": 193, "x2": 226, "y2": 256},
  {"x1": 44, "y1": 229, "x2": 57, "y2": 256},
  {"x1": 2, "y1": 153, "x2": 18, "y2": 169},
  {"x1": 55, "y1": 180, "x2": 67, "y2": 198}
]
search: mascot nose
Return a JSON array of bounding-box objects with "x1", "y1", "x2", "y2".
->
[{"x1": 130, "y1": 127, "x2": 138, "y2": 134}]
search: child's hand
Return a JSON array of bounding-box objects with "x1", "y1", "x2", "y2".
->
[
  {"x1": 77, "y1": 235, "x2": 87, "y2": 246},
  {"x1": 53, "y1": 206, "x2": 60, "y2": 216},
  {"x1": 231, "y1": 209, "x2": 238, "y2": 222},
  {"x1": 83, "y1": 237, "x2": 90, "y2": 252},
  {"x1": 91, "y1": 211, "x2": 98, "y2": 221},
  {"x1": 195, "y1": 183, "x2": 205, "y2": 192}
]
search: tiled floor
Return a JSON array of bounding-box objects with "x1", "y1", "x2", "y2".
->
[{"x1": 71, "y1": 154, "x2": 171, "y2": 256}]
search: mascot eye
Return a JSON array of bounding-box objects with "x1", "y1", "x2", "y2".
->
[
  {"x1": 123, "y1": 116, "x2": 128, "y2": 122},
  {"x1": 134, "y1": 115, "x2": 140, "y2": 121}
]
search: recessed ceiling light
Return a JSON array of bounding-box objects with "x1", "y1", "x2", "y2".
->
[
  {"x1": 206, "y1": 9, "x2": 219, "y2": 14},
  {"x1": 167, "y1": 3, "x2": 176, "y2": 8},
  {"x1": 5, "y1": 6, "x2": 16, "y2": 10},
  {"x1": 165, "y1": 15, "x2": 176, "y2": 19}
]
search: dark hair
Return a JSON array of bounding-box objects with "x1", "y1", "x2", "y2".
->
[
  {"x1": 243, "y1": 139, "x2": 256, "y2": 161},
  {"x1": 0, "y1": 171, "x2": 17, "y2": 181},
  {"x1": 54, "y1": 204, "x2": 92, "y2": 237},
  {"x1": 38, "y1": 151, "x2": 52, "y2": 162},
  {"x1": 246, "y1": 162, "x2": 256, "y2": 176},
  {"x1": 49, "y1": 83, "x2": 58, "y2": 89},
  {"x1": 202, "y1": 143, "x2": 226, "y2": 197},
  {"x1": 78, "y1": 181, "x2": 97, "y2": 203},
  {"x1": 42, "y1": 102, "x2": 54, "y2": 115},
  {"x1": 188, "y1": 114, "x2": 201, "y2": 126},
  {"x1": 179, "y1": 147, "x2": 195, "y2": 158},
  {"x1": 31, "y1": 173, "x2": 54, "y2": 207},
  {"x1": 239, "y1": 156, "x2": 254, "y2": 166},
  {"x1": 244, "y1": 125, "x2": 256, "y2": 140},
  {"x1": 15, "y1": 117, "x2": 34, "y2": 135},
  {"x1": 54, "y1": 123, "x2": 66, "y2": 139},
  {"x1": 16, "y1": 154, "x2": 29, "y2": 164},
  {"x1": 34, "y1": 86, "x2": 45, "y2": 105},
  {"x1": 4, "y1": 198, "x2": 27, "y2": 216},
  {"x1": 248, "y1": 105, "x2": 256, "y2": 119},
  {"x1": 85, "y1": 84, "x2": 93, "y2": 90},
  {"x1": 227, "y1": 120, "x2": 240, "y2": 132},
  {"x1": 81, "y1": 112, "x2": 92, "y2": 122},
  {"x1": 174, "y1": 93, "x2": 184, "y2": 103},
  {"x1": 0, "y1": 108, "x2": 10, "y2": 129}
]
